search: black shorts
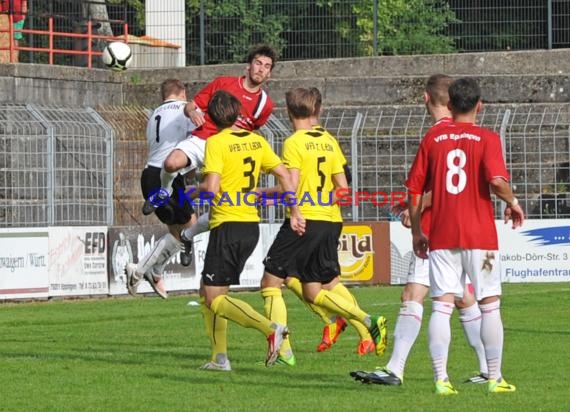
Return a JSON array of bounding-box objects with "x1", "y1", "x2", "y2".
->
[
  {"x1": 202, "y1": 222, "x2": 259, "y2": 286},
  {"x1": 265, "y1": 220, "x2": 340, "y2": 284},
  {"x1": 140, "y1": 166, "x2": 195, "y2": 225},
  {"x1": 263, "y1": 219, "x2": 301, "y2": 279}
]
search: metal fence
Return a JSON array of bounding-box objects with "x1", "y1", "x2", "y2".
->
[
  {"x1": 1, "y1": 102, "x2": 568, "y2": 228},
  {"x1": 0, "y1": 104, "x2": 113, "y2": 227},
  {"x1": 4, "y1": 1, "x2": 570, "y2": 68},
  {"x1": 263, "y1": 104, "x2": 570, "y2": 222}
]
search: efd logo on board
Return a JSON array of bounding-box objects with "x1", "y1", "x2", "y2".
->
[{"x1": 338, "y1": 226, "x2": 374, "y2": 281}]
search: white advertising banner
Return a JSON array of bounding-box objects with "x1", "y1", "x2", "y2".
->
[
  {"x1": 498, "y1": 219, "x2": 570, "y2": 283},
  {"x1": 390, "y1": 220, "x2": 570, "y2": 285},
  {"x1": 49, "y1": 227, "x2": 109, "y2": 296},
  {"x1": 0, "y1": 228, "x2": 49, "y2": 299},
  {"x1": 389, "y1": 222, "x2": 414, "y2": 285},
  {"x1": 194, "y1": 224, "x2": 281, "y2": 290},
  {"x1": 108, "y1": 226, "x2": 200, "y2": 296}
]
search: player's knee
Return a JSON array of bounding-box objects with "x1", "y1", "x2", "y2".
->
[
  {"x1": 164, "y1": 151, "x2": 187, "y2": 173},
  {"x1": 302, "y1": 290, "x2": 317, "y2": 304},
  {"x1": 401, "y1": 284, "x2": 427, "y2": 303}
]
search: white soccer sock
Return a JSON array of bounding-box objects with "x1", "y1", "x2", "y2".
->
[
  {"x1": 136, "y1": 233, "x2": 182, "y2": 276},
  {"x1": 459, "y1": 303, "x2": 488, "y2": 375},
  {"x1": 479, "y1": 300, "x2": 503, "y2": 380},
  {"x1": 181, "y1": 213, "x2": 210, "y2": 240},
  {"x1": 428, "y1": 300, "x2": 454, "y2": 381},
  {"x1": 159, "y1": 168, "x2": 177, "y2": 196},
  {"x1": 386, "y1": 300, "x2": 423, "y2": 379}
]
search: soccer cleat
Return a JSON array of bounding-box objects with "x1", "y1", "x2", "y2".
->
[
  {"x1": 125, "y1": 263, "x2": 142, "y2": 296},
  {"x1": 366, "y1": 368, "x2": 403, "y2": 386},
  {"x1": 142, "y1": 199, "x2": 157, "y2": 215},
  {"x1": 316, "y1": 317, "x2": 347, "y2": 352},
  {"x1": 266, "y1": 324, "x2": 289, "y2": 367},
  {"x1": 357, "y1": 339, "x2": 375, "y2": 356},
  {"x1": 464, "y1": 373, "x2": 489, "y2": 384},
  {"x1": 435, "y1": 379, "x2": 458, "y2": 395},
  {"x1": 488, "y1": 377, "x2": 516, "y2": 393},
  {"x1": 180, "y1": 239, "x2": 193, "y2": 267},
  {"x1": 180, "y1": 242, "x2": 193, "y2": 266},
  {"x1": 276, "y1": 353, "x2": 297, "y2": 366},
  {"x1": 200, "y1": 359, "x2": 232, "y2": 372},
  {"x1": 143, "y1": 271, "x2": 168, "y2": 299},
  {"x1": 350, "y1": 370, "x2": 371, "y2": 382},
  {"x1": 368, "y1": 315, "x2": 388, "y2": 356},
  {"x1": 142, "y1": 191, "x2": 169, "y2": 216}
]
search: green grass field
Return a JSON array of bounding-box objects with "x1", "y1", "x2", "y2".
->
[{"x1": 1, "y1": 283, "x2": 568, "y2": 411}]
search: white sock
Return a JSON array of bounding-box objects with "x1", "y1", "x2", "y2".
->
[
  {"x1": 386, "y1": 300, "x2": 423, "y2": 379},
  {"x1": 159, "y1": 168, "x2": 177, "y2": 196},
  {"x1": 181, "y1": 213, "x2": 210, "y2": 240},
  {"x1": 479, "y1": 300, "x2": 503, "y2": 380},
  {"x1": 136, "y1": 233, "x2": 182, "y2": 276},
  {"x1": 428, "y1": 301, "x2": 454, "y2": 381},
  {"x1": 459, "y1": 303, "x2": 488, "y2": 376}
]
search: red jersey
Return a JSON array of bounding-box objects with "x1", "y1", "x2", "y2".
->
[
  {"x1": 405, "y1": 121, "x2": 509, "y2": 250},
  {"x1": 419, "y1": 117, "x2": 451, "y2": 236},
  {"x1": 192, "y1": 76, "x2": 273, "y2": 139}
]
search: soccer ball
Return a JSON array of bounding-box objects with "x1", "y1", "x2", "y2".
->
[{"x1": 101, "y1": 42, "x2": 133, "y2": 71}]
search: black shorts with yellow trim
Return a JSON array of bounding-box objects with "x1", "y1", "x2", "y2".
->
[
  {"x1": 264, "y1": 219, "x2": 340, "y2": 284},
  {"x1": 140, "y1": 166, "x2": 195, "y2": 225},
  {"x1": 297, "y1": 220, "x2": 341, "y2": 284},
  {"x1": 202, "y1": 222, "x2": 259, "y2": 286},
  {"x1": 263, "y1": 219, "x2": 301, "y2": 279}
]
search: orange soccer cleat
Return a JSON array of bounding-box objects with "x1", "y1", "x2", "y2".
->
[{"x1": 316, "y1": 317, "x2": 348, "y2": 352}]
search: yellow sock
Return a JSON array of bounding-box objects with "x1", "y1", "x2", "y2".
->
[
  {"x1": 286, "y1": 277, "x2": 333, "y2": 324},
  {"x1": 331, "y1": 283, "x2": 372, "y2": 340},
  {"x1": 313, "y1": 289, "x2": 369, "y2": 325},
  {"x1": 211, "y1": 294, "x2": 273, "y2": 336},
  {"x1": 261, "y1": 287, "x2": 293, "y2": 357},
  {"x1": 200, "y1": 296, "x2": 228, "y2": 362}
]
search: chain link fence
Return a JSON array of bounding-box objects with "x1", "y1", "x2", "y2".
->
[
  {"x1": 5, "y1": 1, "x2": 570, "y2": 68},
  {"x1": 1, "y1": 102, "x2": 568, "y2": 227},
  {"x1": 0, "y1": 104, "x2": 113, "y2": 227}
]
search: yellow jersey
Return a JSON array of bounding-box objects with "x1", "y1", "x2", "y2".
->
[
  {"x1": 203, "y1": 128, "x2": 282, "y2": 229},
  {"x1": 313, "y1": 125, "x2": 346, "y2": 223},
  {"x1": 283, "y1": 129, "x2": 345, "y2": 221}
]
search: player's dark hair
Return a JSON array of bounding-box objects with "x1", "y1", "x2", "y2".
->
[
  {"x1": 449, "y1": 78, "x2": 481, "y2": 114},
  {"x1": 308, "y1": 87, "x2": 322, "y2": 117},
  {"x1": 286, "y1": 88, "x2": 315, "y2": 119},
  {"x1": 425, "y1": 74, "x2": 453, "y2": 107},
  {"x1": 208, "y1": 90, "x2": 241, "y2": 129},
  {"x1": 246, "y1": 44, "x2": 277, "y2": 70},
  {"x1": 160, "y1": 78, "x2": 186, "y2": 100}
]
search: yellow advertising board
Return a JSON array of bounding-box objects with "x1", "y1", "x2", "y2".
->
[
  {"x1": 338, "y1": 222, "x2": 391, "y2": 284},
  {"x1": 338, "y1": 225, "x2": 374, "y2": 281}
]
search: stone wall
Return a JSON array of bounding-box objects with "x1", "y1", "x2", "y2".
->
[{"x1": 1, "y1": 49, "x2": 570, "y2": 107}]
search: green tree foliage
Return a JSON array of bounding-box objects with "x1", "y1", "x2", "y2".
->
[
  {"x1": 450, "y1": 0, "x2": 549, "y2": 52},
  {"x1": 318, "y1": 0, "x2": 457, "y2": 56},
  {"x1": 26, "y1": 0, "x2": 457, "y2": 65},
  {"x1": 186, "y1": 0, "x2": 287, "y2": 64}
]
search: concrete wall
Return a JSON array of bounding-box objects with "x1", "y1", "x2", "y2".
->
[{"x1": 1, "y1": 49, "x2": 570, "y2": 107}]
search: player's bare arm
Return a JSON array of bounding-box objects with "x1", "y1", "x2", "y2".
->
[
  {"x1": 275, "y1": 166, "x2": 305, "y2": 235},
  {"x1": 331, "y1": 172, "x2": 348, "y2": 203},
  {"x1": 407, "y1": 192, "x2": 428, "y2": 259},
  {"x1": 489, "y1": 177, "x2": 525, "y2": 229}
]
